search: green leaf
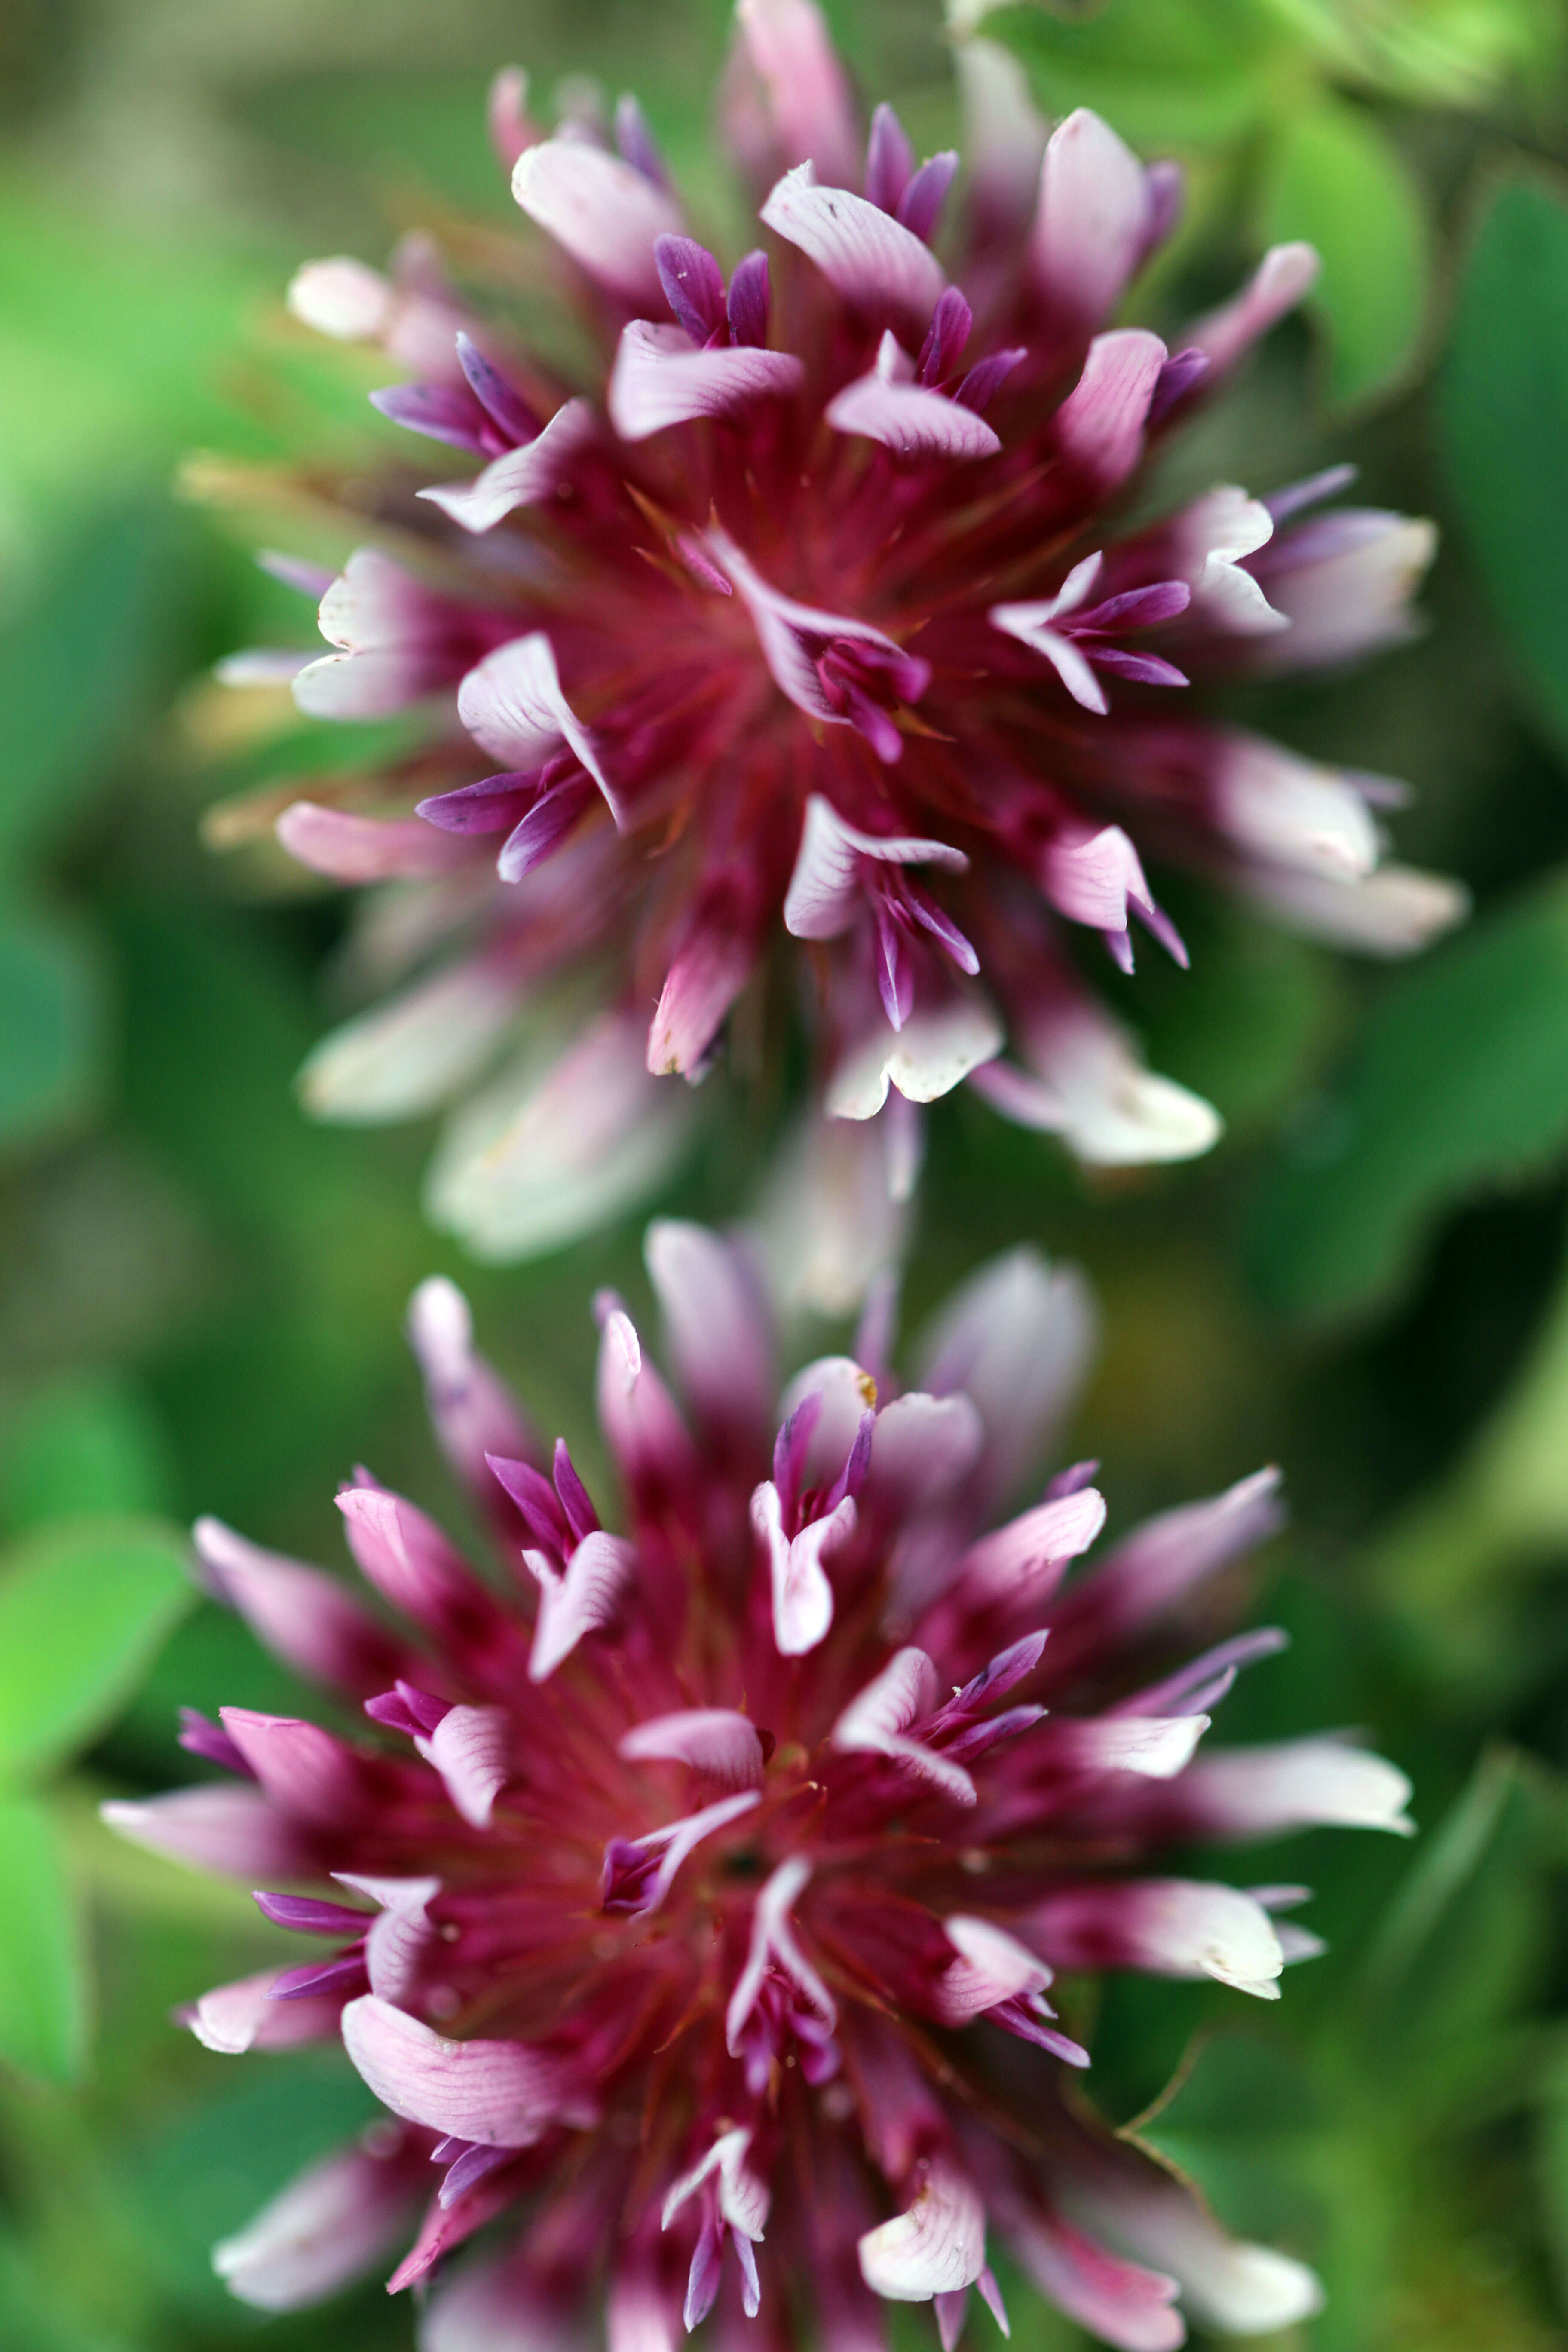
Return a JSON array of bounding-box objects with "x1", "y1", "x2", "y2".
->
[
  {"x1": 0, "y1": 1375, "x2": 177, "y2": 1534},
  {"x1": 972, "y1": 0, "x2": 1283, "y2": 147},
  {"x1": 1261, "y1": 97, "x2": 1431, "y2": 407},
  {"x1": 0, "y1": 1793, "x2": 82, "y2": 2082},
  {"x1": 1249, "y1": 873, "x2": 1568, "y2": 1320},
  {"x1": 1439, "y1": 172, "x2": 1568, "y2": 760},
  {"x1": 0, "y1": 901, "x2": 107, "y2": 1155},
  {"x1": 0, "y1": 1517, "x2": 193, "y2": 1784}
]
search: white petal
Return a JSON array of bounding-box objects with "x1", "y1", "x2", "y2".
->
[
  {"x1": 831, "y1": 1647, "x2": 977, "y2": 1806},
  {"x1": 858, "y1": 2162, "x2": 986, "y2": 2301},
  {"x1": 609, "y1": 322, "x2": 803, "y2": 441},
  {"x1": 512, "y1": 139, "x2": 683, "y2": 304},
  {"x1": 663, "y1": 2126, "x2": 769, "y2": 2240},
  {"x1": 752, "y1": 1479, "x2": 854, "y2": 1657},
  {"x1": 335, "y1": 1872, "x2": 442, "y2": 2003},
  {"x1": 725, "y1": 1853, "x2": 836, "y2": 2052},
  {"x1": 866, "y1": 1391, "x2": 984, "y2": 1515},
  {"x1": 827, "y1": 992, "x2": 1004, "y2": 1120},
  {"x1": 785, "y1": 794, "x2": 969, "y2": 940},
  {"x1": 761, "y1": 162, "x2": 946, "y2": 316},
  {"x1": 1191, "y1": 1737, "x2": 1414, "y2": 1837},
  {"x1": 973, "y1": 1004, "x2": 1221, "y2": 1168},
  {"x1": 827, "y1": 361, "x2": 1001, "y2": 460},
  {"x1": 184, "y1": 1971, "x2": 343, "y2": 2055},
  {"x1": 1243, "y1": 861, "x2": 1467, "y2": 955},
  {"x1": 1069, "y1": 1715, "x2": 1211, "y2": 1779},
  {"x1": 527, "y1": 1530, "x2": 636, "y2": 1681},
  {"x1": 275, "y1": 802, "x2": 469, "y2": 884},
  {"x1": 297, "y1": 959, "x2": 518, "y2": 1123},
  {"x1": 213, "y1": 2144, "x2": 417, "y2": 2311},
  {"x1": 426, "y1": 1010, "x2": 695, "y2": 1263},
  {"x1": 287, "y1": 257, "x2": 394, "y2": 340},
  {"x1": 916, "y1": 1245, "x2": 1099, "y2": 1508},
  {"x1": 416, "y1": 1706, "x2": 512, "y2": 1826},
  {"x1": 456, "y1": 632, "x2": 619, "y2": 824},
  {"x1": 419, "y1": 399, "x2": 594, "y2": 532},
  {"x1": 989, "y1": 610, "x2": 1107, "y2": 713},
  {"x1": 1040, "y1": 826, "x2": 1152, "y2": 930},
  {"x1": 1213, "y1": 737, "x2": 1379, "y2": 881}
]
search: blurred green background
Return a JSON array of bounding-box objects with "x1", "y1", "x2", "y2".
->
[{"x1": 5, "y1": 0, "x2": 1568, "y2": 2345}]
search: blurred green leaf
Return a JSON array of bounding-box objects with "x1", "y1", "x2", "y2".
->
[
  {"x1": 0, "y1": 1794, "x2": 81, "y2": 2082},
  {"x1": 0, "y1": 1375, "x2": 177, "y2": 1534},
  {"x1": 1262, "y1": 97, "x2": 1430, "y2": 406},
  {"x1": 1250, "y1": 873, "x2": 1568, "y2": 1320},
  {"x1": 973, "y1": 0, "x2": 1282, "y2": 146},
  {"x1": 0, "y1": 901, "x2": 106, "y2": 1153},
  {"x1": 0, "y1": 1517, "x2": 192, "y2": 1784},
  {"x1": 1440, "y1": 171, "x2": 1568, "y2": 759},
  {"x1": 0, "y1": 504, "x2": 185, "y2": 873}
]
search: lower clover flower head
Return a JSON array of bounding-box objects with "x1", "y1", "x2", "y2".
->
[
  {"x1": 216, "y1": 1, "x2": 1464, "y2": 1287},
  {"x1": 110, "y1": 1222, "x2": 1413, "y2": 2350}
]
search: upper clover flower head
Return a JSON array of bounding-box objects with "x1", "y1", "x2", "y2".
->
[
  {"x1": 228, "y1": 0, "x2": 1463, "y2": 1285},
  {"x1": 108, "y1": 1220, "x2": 1413, "y2": 2350}
]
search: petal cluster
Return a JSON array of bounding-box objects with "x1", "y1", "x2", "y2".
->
[
  {"x1": 224, "y1": 3, "x2": 1462, "y2": 1283},
  {"x1": 114, "y1": 1225, "x2": 1411, "y2": 2350}
]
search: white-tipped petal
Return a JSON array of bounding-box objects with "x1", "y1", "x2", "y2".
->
[
  {"x1": 859, "y1": 2162, "x2": 986, "y2": 2302},
  {"x1": 513, "y1": 139, "x2": 683, "y2": 304},
  {"x1": 761, "y1": 162, "x2": 946, "y2": 316},
  {"x1": 420, "y1": 399, "x2": 594, "y2": 533},
  {"x1": 609, "y1": 322, "x2": 802, "y2": 441}
]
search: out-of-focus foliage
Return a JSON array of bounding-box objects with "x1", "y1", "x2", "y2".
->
[
  {"x1": 1, "y1": 1, "x2": 1568, "y2": 2349},
  {"x1": 962, "y1": 0, "x2": 1559, "y2": 407}
]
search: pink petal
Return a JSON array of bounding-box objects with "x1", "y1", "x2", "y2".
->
[
  {"x1": 663, "y1": 2125, "x2": 769, "y2": 2239},
  {"x1": 619, "y1": 1709, "x2": 766, "y2": 1790},
  {"x1": 335, "y1": 1484, "x2": 478, "y2": 1631},
  {"x1": 865, "y1": 1391, "x2": 984, "y2": 1516},
  {"x1": 760, "y1": 163, "x2": 946, "y2": 317},
  {"x1": 1041, "y1": 824, "x2": 1152, "y2": 931},
  {"x1": 193, "y1": 1515, "x2": 412, "y2": 1696},
  {"x1": 526, "y1": 1530, "x2": 636, "y2": 1681},
  {"x1": 937, "y1": 1917, "x2": 1050, "y2": 2024},
  {"x1": 1186, "y1": 242, "x2": 1320, "y2": 379},
  {"x1": 951, "y1": 1487, "x2": 1108, "y2": 1614},
  {"x1": 784, "y1": 794, "x2": 968, "y2": 940},
  {"x1": 1004, "y1": 2215, "x2": 1183, "y2": 2352},
  {"x1": 955, "y1": 40, "x2": 1047, "y2": 242},
  {"x1": 419, "y1": 398, "x2": 595, "y2": 532},
  {"x1": 217, "y1": 1710, "x2": 374, "y2": 1826},
  {"x1": 1052, "y1": 328, "x2": 1167, "y2": 493},
  {"x1": 706, "y1": 531, "x2": 928, "y2": 731},
  {"x1": 512, "y1": 139, "x2": 683, "y2": 305},
  {"x1": 406, "y1": 1276, "x2": 541, "y2": 1501},
  {"x1": 182, "y1": 1970, "x2": 345, "y2": 2055},
  {"x1": 275, "y1": 803, "x2": 472, "y2": 883},
  {"x1": 417, "y1": 1705, "x2": 513, "y2": 1826},
  {"x1": 1030, "y1": 109, "x2": 1157, "y2": 334},
  {"x1": 916, "y1": 1246, "x2": 1098, "y2": 1512},
  {"x1": 646, "y1": 919, "x2": 756, "y2": 1075},
  {"x1": 608, "y1": 321, "x2": 803, "y2": 441},
  {"x1": 643, "y1": 1219, "x2": 775, "y2": 1449},
  {"x1": 725, "y1": 1855, "x2": 836, "y2": 2054},
  {"x1": 213, "y1": 2141, "x2": 424, "y2": 2311},
  {"x1": 457, "y1": 634, "x2": 620, "y2": 825},
  {"x1": 341, "y1": 1995, "x2": 587, "y2": 2144},
  {"x1": 595, "y1": 1299, "x2": 700, "y2": 1494},
  {"x1": 99, "y1": 1785, "x2": 306, "y2": 1880},
  {"x1": 827, "y1": 334, "x2": 1001, "y2": 459},
  {"x1": 858, "y1": 2161, "x2": 986, "y2": 2301},
  {"x1": 729, "y1": 0, "x2": 863, "y2": 189}
]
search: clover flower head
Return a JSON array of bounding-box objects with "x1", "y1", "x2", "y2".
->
[
  {"x1": 221, "y1": 0, "x2": 1462, "y2": 1282},
  {"x1": 108, "y1": 1220, "x2": 1412, "y2": 2349}
]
